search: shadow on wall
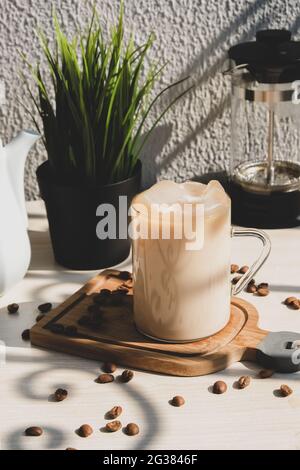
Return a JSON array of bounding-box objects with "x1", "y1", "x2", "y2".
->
[
  {"x1": 139, "y1": 123, "x2": 173, "y2": 189},
  {"x1": 142, "y1": 0, "x2": 300, "y2": 182}
]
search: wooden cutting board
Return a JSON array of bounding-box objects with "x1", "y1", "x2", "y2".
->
[{"x1": 30, "y1": 269, "x2": 300, "y2": 376}]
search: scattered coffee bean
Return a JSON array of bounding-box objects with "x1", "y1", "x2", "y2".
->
[
  {"x1": 25, "y1": 426, "x2": 43, "y2": 436},
  {"x1": 106, "y1": 406, "x2": 122, "y2": 419},
  {"x1": 65, "y1": 325, "x2": 78, "y2": 337},
  {"x1": 116, "y1": 286, "x2": 129, "y2": 294},
  {"x1": 36, "y1": 314, "x2": 45, "y2": 322},
  {"x1": 238, "y1": 375, "x2": 251, "y2": 389},
  {"x1": 239, "y1": 265, "x2": 249, "y2": 274},
  {"x1": 280, "y1": 384, "x2": 293, "y2": 397},
  {"x1": 105, "y1": 420, "x2": 122, "y2": 432},
  {"x1": 118, "y1": 271, "x2": 132, "y2": 281},
  {"x1": 248, "y1": 278, "x2": 255, "y2": 285},
  {"x1": 290, "y1": 299, "x2": 300, "y2": 310},
  {"x1": 54, "y1": 388, "x2": 68, "y2": 402},
  {"x1": 21, "y1": 329, "x2": 30, "y2": 341},
  {"x1": 258, "y1": 282, "x2": 269, "y2": 289},
  {"x1": 246, "y1": 283, "x2": 257, "y2": 293},
  {"x1": 78, "y1": 424, "x2": 93, "y2": 437},
  {"x1": 97, "y1": 373, "x2": 114, "y2": 384},
  {"x1": 232, "y1": 276, "x2": 242, "y2": 285},
  {"x1": 100, "y1": 289, "x2": 111, "y2": 296},
  {"x1": 93, "y1": 290, "x2": 111, "y2": 305},
  {"x1": 121, "y1": 369, "x2": 134, "y2": 383},
  {"x1": 66, "y1": 448, "x2": 77, "y2": 450},
  {"x1": 49, "y1": 323, "x2": 65, "y2": 334},
  {"x1": 38, "y1": 302, "x2": 52, "y2": 313},
  {"x1": 125, "y1": 423, "x2": 140, "y2": 436},
  {"x1": 284, "y1": 296, "x2": 298, "y2": 306},
  {"x1": 231, "y1": 264, "x2": 239, "y2": 274},
  {"x1": 170, "y1": 396, "x2": 185, "y2": 407},
  {"x1": 7, "y1": 303, "x2": 19, "y2": 314},
  {"x1": 102, "y1": 362, "x2": 117, "y2": 373},
  {"x1": 258, "y1": 369, "x2": 274, "y2": 378},
  {"x1": 257, "y1": 287, "x2": 269, "y2": 297},
  {"x1": 212, "y1": 380, "x2": 227, "y2": 394}
]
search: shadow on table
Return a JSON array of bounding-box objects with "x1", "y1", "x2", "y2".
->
[
  {"x1": 268, "y1": 284, "x2": 300, "y2": 294},
  {"x1": 5, "y1": 352, "x2": 160, "y2": 450},
  {"x1": 4, "y1": 425, "x2": 66, "y2": 450}
]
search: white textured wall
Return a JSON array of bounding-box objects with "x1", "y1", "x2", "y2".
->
[{"x1": 0, "y1": 0, "x2": 299, "y2": 199}]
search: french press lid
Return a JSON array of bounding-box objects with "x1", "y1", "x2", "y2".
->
[{"x1": 229, "y1": 29, "x2": 300, "y2": 83}]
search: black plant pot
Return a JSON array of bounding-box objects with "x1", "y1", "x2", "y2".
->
[{"x1": 37, "y1": 161, "x2": 141, "y2": 270}]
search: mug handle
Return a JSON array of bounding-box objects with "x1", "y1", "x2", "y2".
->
[{"x1": 231, "y1": 227, "x2": 271, "y2": 296}]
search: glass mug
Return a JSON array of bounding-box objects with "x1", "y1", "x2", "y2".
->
[{"x1": 131, "y1": 180, "x2": 271, "y2": 343}]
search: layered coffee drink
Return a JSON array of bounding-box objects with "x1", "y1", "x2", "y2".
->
[{"x1": 131, "y1": 180, "x2": 231, "y2": 342}]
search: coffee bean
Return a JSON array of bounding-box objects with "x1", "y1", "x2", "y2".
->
[
  {"x1": 125, "y1": 423, "x2": 140, "y2": 436},
  {"x1": 257, "y1": 287, "x2": 269, "y2": 297},
  {"x1": 246, "y1": 283, "x2": 257, "y2": 293},
  {"x1": 284, "y1": 296, "x2": 298, "y2": 306},
  {"x1": 232, "y1": 276, "x2": 242, "y2": 285},
  {"x1": 54, "y1": 388, "x2": 68, "y2": 402},
  {"x1": 258, "y1": 369, "x2": 274, "y2": 378},
  {"x1": 239, "y1": 266, "x2": 249, "y2": 274},
  {"x1": 258, "y1": 283, "x2": 269, "y2": 289},
  {"x1": 116, "y1": 286, "x2": 129, "y2": 294},
  {"x1": 21, "y1": 329, "x2": 30, "y2": 341},
  {"x1": 290, "y1": 299, "x2": 300, "y2": 310},
  {"x1": 280, "y1": 384, "x2": 293, "y2": 397},
  {"x1": 97, "y1": 373, "x2": 114, "y2": 384},
  {"x1": 238, "y1": 375, "x2": 251, "y2": 389},
  {"x1": 248, "y1": 278, "x2": 255, "y2": 285},
  {"x1": 112, "y1": 286, "x2": 129, "y2": 295},
  {"x1": 7, "y1": 303, "x2": 19, "y2": 314},
  {"x1": 66, "y1": 448, "x2": 77, "y2": 450},
  {"x1": 78, "y1": 424, "x2": 93, "y2": 437},
  {"x1": 212, "y1": 381, "x2": 227, "y2": 394},
  {"x1": 100, "y1": 289, "x2": 112, "y2": 296},
  {"x1": 49, "y1": 323, "x2": 65, "y2": 334},
  {"x1": 170, "y1": 396, "x2": 185, "y2": 407},
  {"x1": 38, "y1": 302, "x2": 52, "y2": 313},
  {"x1": 25, "y1": 426, "x2": 43, "y2": 436},
  {"x1": 36, "y1": 314, "x2": 45, "y2": 322},
  {"x1": 106, "y1": 406, "x2": 122, "y2": 419},
  {"x1": 102, "y1": 362, "x2": 117, "y2": 373},
  {"x1": 105, "y1": 420, "x2": 122, "y2": 432},
  {"x1": 65, "y1": 325, "x2": 78, "y2": 337},
  {"x1": 121, "y1": 370, "x2": 134, "y2": 383},
  {"x1": 231, "y1": 264, "x2": 239, "y2": 274},
  {"x1": 118, "y1": 271, "x2": 132, "y2": 281}
]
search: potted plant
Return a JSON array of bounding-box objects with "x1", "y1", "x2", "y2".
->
[{"x1": 24, "y1": 5, "x2": 191, "y2": 270}]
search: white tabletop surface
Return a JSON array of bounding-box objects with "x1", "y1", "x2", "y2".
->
[{"x1": 1, "y1": 200, "x2": 300, "y2": 450}]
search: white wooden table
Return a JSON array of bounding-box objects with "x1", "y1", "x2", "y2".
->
[{"x1": 1, "y1": 201, "x2": 300, "y2": 450}]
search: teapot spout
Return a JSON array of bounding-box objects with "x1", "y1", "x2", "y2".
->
[{"x1": 5, "y1": 130, "x2": 40, "y2": 227}]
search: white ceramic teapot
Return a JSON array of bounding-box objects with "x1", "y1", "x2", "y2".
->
[{"x1": 0, "y1": 130, "x2": 39, "y2": 295}]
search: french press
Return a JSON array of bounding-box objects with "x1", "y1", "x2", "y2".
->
[{"x1": 227, "y1": 29, "x2": 300, "y2": 228}]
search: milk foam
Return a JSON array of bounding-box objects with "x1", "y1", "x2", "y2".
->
[{"x1": 134, "y1": 180, "x2": 229, "y2": 213}]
